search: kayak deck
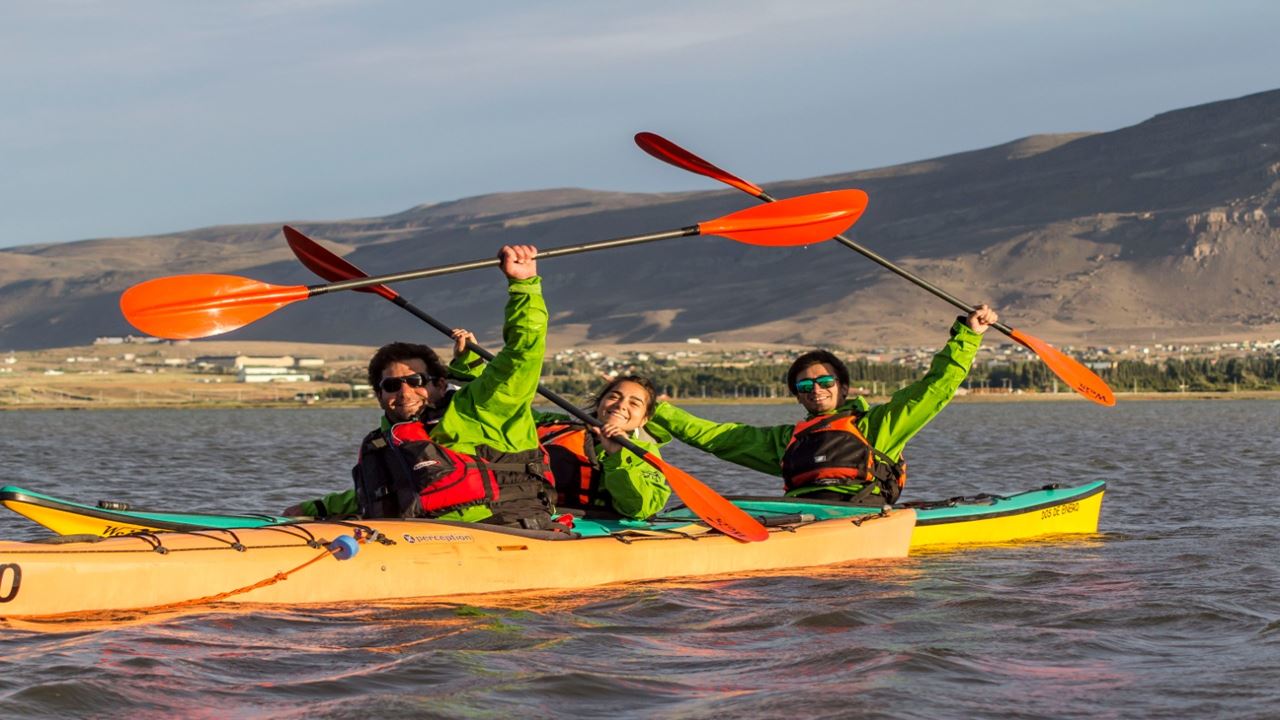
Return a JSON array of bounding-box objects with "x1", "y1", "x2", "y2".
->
[
  {"x1": 0, "y1": 480, "x2": 1106, "y2": 549},
  {"x1": 0, "y1": 486, "x2": 809, "y2": 540}
]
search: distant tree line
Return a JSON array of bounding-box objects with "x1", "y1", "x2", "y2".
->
[
  {"x1": 537, "y1": 356, "x2": 1280, "y2": 399},
  {"x1": 1101, "y1": 357, "x2": 1280, "y2": 392},
  {"x1": 540, "y1": 360, "x2": 953, "y2": 399}
]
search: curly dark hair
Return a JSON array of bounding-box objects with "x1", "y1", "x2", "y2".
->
[
  {"x1": 367, "y1": 342, "x2": 448, "y2": 389},
  {"x1": 785, "y1": 350, "x2": 850, "y2": 395},
  {"x1": 591, "y1": 375, "x2": 658, "y2": 419}
]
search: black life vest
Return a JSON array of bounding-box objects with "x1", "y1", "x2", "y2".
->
[
  {"x1": 352, "y1": 420, "x2": 555, "y2": 527},
  {"x1": 537, "y1": 422, "x2": 610, "y2": 510},
  {"x1": 780, "y1": 411, "x2": 907, "y2": 505}
]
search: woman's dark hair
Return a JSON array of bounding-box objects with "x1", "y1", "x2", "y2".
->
[
  {"x1": 367, "y1": 342, "x2": 448, "y2": 389},
  {"x1": 785, "y1": 350, "x2": 850, "y2": 395},
  {"x1": 591, "y1": 375, "x2": 658, "y2": 419}
]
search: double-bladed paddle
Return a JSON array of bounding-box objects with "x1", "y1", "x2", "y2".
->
[
  {"x1": 120, "y1": 189, "x2": 869, "y2": 341},
  {"x1": 634, "y1": 132, "x2": 1116, "y2": 407},
  {"x1": 283, "y1": 226, "x2": 773, "y2": 542}
]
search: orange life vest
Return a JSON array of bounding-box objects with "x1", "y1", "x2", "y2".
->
[
  {"x1": 537, "y1": 422, "x2": 609, "y2": 509},
  {"x1": 780, "y1": 411, "x2": 907, "y2": 504}
]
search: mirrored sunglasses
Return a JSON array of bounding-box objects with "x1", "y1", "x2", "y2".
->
[{"x1": 794, "y1": 375, "x2": 837, "y2": 394}]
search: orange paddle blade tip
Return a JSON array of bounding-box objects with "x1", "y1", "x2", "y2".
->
[
  {"x1": 699, "y1": 189, "x2": 869, "y2": 247},
  {"x1": 634, "y1": 132, "x2": 766, "y2": 198},
  {"x1": 120, "y1": 274, "x2": 310, "y2": 340},
  {"x1": 282, "y1": 226, "x2": 398, "y2": 301},
  {"x1": 645, "y1": 453, "x2": 769, "y2": 542},
  {"x1": 1008, "y1": 328, "x2": 1116, "y2": 407}
]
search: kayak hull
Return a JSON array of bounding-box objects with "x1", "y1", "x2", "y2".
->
[
  {"x1": 0, "y1": 510, "x2": 914, "y2": 619},
  {"x1": 907, "y1": 481, "x2": 1105, "y2": 548}
]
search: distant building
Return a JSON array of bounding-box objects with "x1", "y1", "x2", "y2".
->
[
  {"x1": 237, "y1": 367, "x2": 311, "y2": 383},
  {"x1": 198, "y1": 355, "x2": 296, "y2": 370}
]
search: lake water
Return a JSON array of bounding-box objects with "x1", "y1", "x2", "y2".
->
[{"x1": 0, "y1": 400, "x2": 1277, "y2": 719}]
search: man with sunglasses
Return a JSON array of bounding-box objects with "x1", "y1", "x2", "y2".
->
[
  {"x1": 647, "y1": 305, "x2": 998, "y2": 506},
  {"x1": 284, "y1": 244, "x2": 558, "y2": 530}
]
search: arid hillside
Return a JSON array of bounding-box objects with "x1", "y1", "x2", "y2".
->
[{"x1": 3, "y1": 89, "x2": 1279, "y2": 351}]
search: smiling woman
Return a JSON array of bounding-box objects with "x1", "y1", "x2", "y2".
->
[{"x1": 534, "y1": 374, "x2": 670, "y2": 520}]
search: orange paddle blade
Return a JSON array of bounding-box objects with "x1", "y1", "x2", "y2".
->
[
  {"x1": 635, "y1": 132, "x2": 767, "y2": 198},
  {"x1": 699, "y1": 189, "x2": 868, "y2": 247},
  {"x1": 1008, "y1": 328, "x2": 1116, "y2": 407},
  {"x1": 641, "y1": 452, "x2": 769, "y2": 542},
  {"x1": 282, "y1": 226, "x2": 398, "y2": 301},
  {"x1": 120, "y1": 274, "x2": 310, "y2": 340}
]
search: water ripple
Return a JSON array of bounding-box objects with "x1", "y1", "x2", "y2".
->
[{"x1": 2, "y1": 402, "x2": 1279, "y2": 718}]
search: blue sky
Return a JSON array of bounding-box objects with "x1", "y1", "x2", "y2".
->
[{"x1": 4, "y1": 0, "x2": 1279, "y2": 248}]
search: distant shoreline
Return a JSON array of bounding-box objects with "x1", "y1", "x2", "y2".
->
[
  {"x1": 3, "y1": 389, "x2": 1277, "y2": 412},
  {"x1": 5, "y1": 340, "x2": 1279, "y2": 412}
]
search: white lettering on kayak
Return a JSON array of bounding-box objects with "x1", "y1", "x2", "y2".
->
[{"x1": 402, "y1": 533, "x2": 475, "y2": 544}]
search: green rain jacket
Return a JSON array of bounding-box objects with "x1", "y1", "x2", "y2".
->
[
  {"x1": 297, "y1": 277, "x2": 548, "y2": 521},
  {"x1": 647, "y1": 319, "x2": 984, "y2": 500},
  {"x1": 533, "y1": 410, "x2": 671, "y2": 519}
]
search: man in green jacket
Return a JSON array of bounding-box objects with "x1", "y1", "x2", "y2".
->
[
  {"x1": 648, "y1": 305, "x2": 998, "y2": 506},
  {"x1": 284, "y1": 244, "x2": 557, "y2": 529}
]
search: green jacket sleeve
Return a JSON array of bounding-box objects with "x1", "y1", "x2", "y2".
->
[
  {"x1": 647, "y1": 402, "x2": 793, "y2": 477},
  {"x1": 598, "y1": 433, "x2": 671, "y2": 519},
  {"x1": 296, "y1": 488, "x2": 359, "y2": 517},
  {"x1": 446, "y1": 348, "x2": 485, "y2": 382},
  {"x1": 857, "y1": 319, "x2": 983, "y2": 461},
  {"x1": 532, "y1": 408, "x2": 571, "y2": 424},
  {"x1": 432, "y1": 277, "x2": 547, "y2": 454}
]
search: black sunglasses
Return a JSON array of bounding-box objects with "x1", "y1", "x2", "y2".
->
[{"x1": 378, "y1": 373, "x2": 432, "y2": 394}]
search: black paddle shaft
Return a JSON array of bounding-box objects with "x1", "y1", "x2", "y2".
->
[
  {"x1": 392, "y1": 297, "x2": 655, "y2": 460},
  {"x1": 756, "y1": 189, "x2": 1013, "y2": 335},
  {"x1": 307, "y1": 227, "x2": 696, "y2": 297}
]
